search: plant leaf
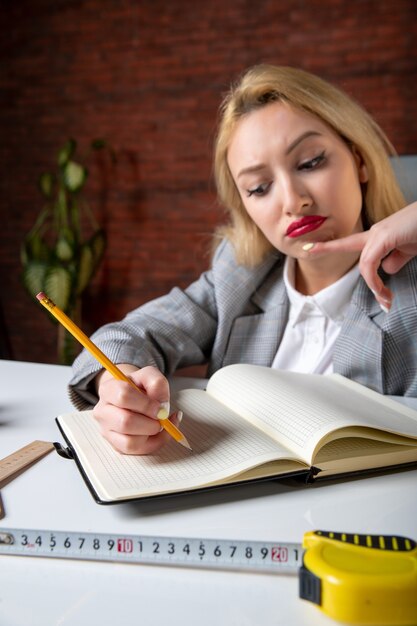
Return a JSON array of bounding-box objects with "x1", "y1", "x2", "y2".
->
[
  {"x1": 39, "y1": 172, "x2": 55, "y2": 198},
  {"x1": 63, "y1": 161, "x2": 87, "y2": 192},
  {"x1": 22, "y1": 232, "x2": 51, "y2": 263},
  {"x1": 89, "y1": 229, "x2": 106, "y2": 268},
  {"x1": 55, "y1": 227, "x2": 76, "y2": 261},
  {"x1": 21, "y1": 261, "x2": 48, "y2": 296},
  {"x1": 76, "y1": 244, "x2": 94, "y2": 294},
  {"x1": 58, "y1": 139, "x2": 76, "y2": 167},
  {"x1": 91, "y1": 138, "x2": 106, "y2": 150},
  {"x1": 55, "y1": 237, "x2": 74, "y2": 261},
  {"x1": 90, "y1": 138, "x2": 117, "y2": 163},
  {"x1": 44, "y1": 266, "x2": 72, "y2": 311}
]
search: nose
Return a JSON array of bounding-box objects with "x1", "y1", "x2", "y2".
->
[{"x1": 279, "y1": 174, "x2": 312, "y2": 215}]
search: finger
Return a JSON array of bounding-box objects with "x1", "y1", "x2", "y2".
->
[
  {"x1": 130, "y1": 366, "x2": 171, "y2": 417},
  {"x1": 381, "y1": 250, "x2": 414, "y2": 275},
  {"x1": 357, "y1": 259, "x2": 393, "y2": 308},
  {"x1": 102, "y1": 412, "x2": 182, "y2": 455},
  {"x1": 103, "y1": 428, "x2": 172, "y2": 455},
  {"x1": 357, "y1": 249, "x2": 385, "y2": 295},
  {"x1": 98, "y1": 377, "x2": 166, "y2": 420},
  {"x1": 93, "y1": 403, "x2": 162, "y2": 437},
  {"x1": 358, "y1": 241, "x2": 398, "y2": 305},
  {"x1": 306, "y1": 231, "x2": 369, "y2": 255},
  {"x1": 304, "y1": 231, "x2": 383, "y2": 298}
]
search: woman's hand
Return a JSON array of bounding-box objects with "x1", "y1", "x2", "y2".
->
[
  {"x1": 93, "y1": 364, "x2": 180, "y2": 455},
  {"x1": 305, "y1": 202, "x2": 417, "y2": 310}
]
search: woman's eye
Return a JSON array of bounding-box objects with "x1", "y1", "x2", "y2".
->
[
  {"x1": 246, "y1": 182, "x2": 271, "y2": 197},
  {"x1": 299, "y1": 151, "x2": 326, "y2": 171}
]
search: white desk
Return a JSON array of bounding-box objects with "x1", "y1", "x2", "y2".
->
[{"x1": 1, "y1": 359, "x2": 416, "y2": 626}]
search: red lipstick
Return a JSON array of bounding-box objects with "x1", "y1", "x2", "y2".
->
[{"x1": 286, "y1": 215, "x2": 327, "y2": 238}]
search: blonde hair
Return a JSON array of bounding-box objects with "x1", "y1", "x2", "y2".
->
[{"x1": 214, "y1": 65, "x2": 406, "y2": 266}]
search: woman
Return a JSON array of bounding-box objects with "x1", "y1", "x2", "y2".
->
[{"x1": 70, "y1": 65, "x2": 417, "y2": 455}]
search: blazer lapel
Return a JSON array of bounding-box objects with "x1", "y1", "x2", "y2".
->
[
  {"x1": 221, "y1": 264, "x2": 290, "y2": 368},
  {"x1": 334, "y1": 278, "x2": 385, "y2": 392}
]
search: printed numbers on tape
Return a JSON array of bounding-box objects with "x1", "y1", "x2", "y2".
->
[{"x1": 0, "y1": 528, "x2": 302, "y2": 573}]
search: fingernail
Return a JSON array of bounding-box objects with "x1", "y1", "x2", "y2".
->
[
  {"x1": 379, "y1": 303, "x2": 390, "y2": 313},
  {"x1": 371, "y1": 288, "x2": 391, "y2": 305},
  {"x1": 177, "y1": 410, "x2": 183, "y2": 424},
  {"x1": 302, "y1": 243, "x2": 315, "y2": 251},
  {"x1": 157, "y1": 401, "x2": 170, "y2": 420}
]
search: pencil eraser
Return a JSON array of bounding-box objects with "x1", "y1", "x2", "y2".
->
[{"x1": 36, "y1": 292, "x2": 46, "y2": 301}]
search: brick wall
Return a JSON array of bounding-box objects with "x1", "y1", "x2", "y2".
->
[{"x1": 1, "y1": 0, "x2": 417, "y2": 364}]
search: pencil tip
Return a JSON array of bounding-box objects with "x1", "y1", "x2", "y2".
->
[{"x1": 180, "y1": 437, "x2": 193, "y2": 451}]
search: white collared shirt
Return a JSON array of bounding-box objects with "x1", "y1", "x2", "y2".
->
[{"x1": 272, "y1": 257, "x2": 360, "y2": 375}]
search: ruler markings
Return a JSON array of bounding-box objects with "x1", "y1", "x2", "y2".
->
[
  {"x1": 0, "y1": 441, "x2": 55, "y2": 486},
  {"x1": 0, "y1": 528, "x2": 302, "y2": 573}
]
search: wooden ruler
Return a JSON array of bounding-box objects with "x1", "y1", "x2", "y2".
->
[{"x1": 0, "y1": 441, "x2": 55, "y2": 488}]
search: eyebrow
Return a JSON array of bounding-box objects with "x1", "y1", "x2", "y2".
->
[
  {"x1": 236, "y1": 130, "x2": 323, "y2": 179},
  {"x1": 286, "y1": 130, "x2": 322, "y2": 154}
]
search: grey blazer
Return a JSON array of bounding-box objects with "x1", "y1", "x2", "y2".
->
[{"x1": 70, "y1": 239, "x2": 417, "y2": 407}]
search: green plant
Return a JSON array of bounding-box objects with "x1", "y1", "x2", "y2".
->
[{"x1": 21, "y1": 138, "x2": 110, "y2": 363}]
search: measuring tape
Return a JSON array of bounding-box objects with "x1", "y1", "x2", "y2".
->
[
  {"x1": 1, "y1": 528, "x2": 416, "y2": 624},
  {"x1": 0, "y1": 527, "x2": 301, "y2": 572}
]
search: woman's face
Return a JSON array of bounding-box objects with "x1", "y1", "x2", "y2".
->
[{"x1": 227, "y1": 102, "x2": 368, "y2": 261}]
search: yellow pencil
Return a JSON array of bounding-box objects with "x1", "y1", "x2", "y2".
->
[{"x1": 36, "y1": 292, "x2": 192, "y2": 451}]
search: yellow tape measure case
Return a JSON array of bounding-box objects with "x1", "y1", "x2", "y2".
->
[{"x1": 299, "y1": 530, "x2": 417, "y2": 625}]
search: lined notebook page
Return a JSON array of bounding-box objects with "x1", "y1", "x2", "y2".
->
[
  {"x1": 58, "y1": 395, "x2": 302, "y2": 502},
  {"x1": 205, "y1": 364, "x2": 417, "y2": 463}
]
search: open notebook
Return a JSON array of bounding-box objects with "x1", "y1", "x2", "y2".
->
[{"x1": 56, "y1": 364, "x2": 417, "y2": 504}]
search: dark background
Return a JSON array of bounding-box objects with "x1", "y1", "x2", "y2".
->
[{"x1": 1, "y1": 0, "x2": 417, "y2": 364}]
